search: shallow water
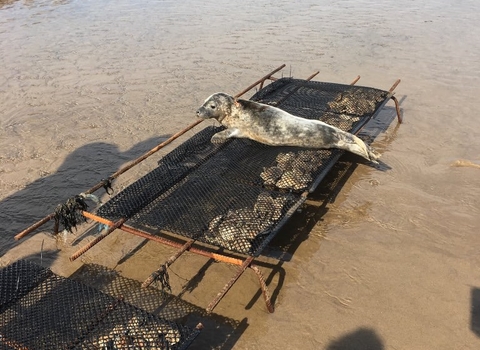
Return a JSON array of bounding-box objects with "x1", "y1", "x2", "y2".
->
[{"x1": 1, "y1": 0, "x2": 480, "y2": 349}]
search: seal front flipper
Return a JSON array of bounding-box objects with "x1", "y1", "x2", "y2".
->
[{"x1": 211, "y1": 128, "x2": 242, "y2": 144}]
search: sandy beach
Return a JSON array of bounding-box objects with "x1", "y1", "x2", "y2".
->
[{"x1": 1, "y1": 0, "x2": 480, "y2": 349}]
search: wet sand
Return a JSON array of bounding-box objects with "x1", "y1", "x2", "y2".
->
[{"x1": 1, "y1": 0, "x2": 480, "y2": 349}]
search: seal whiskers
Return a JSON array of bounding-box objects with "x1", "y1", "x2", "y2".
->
[{"x1": 196, "y1": 92, "x2": 380, "y2": 163}]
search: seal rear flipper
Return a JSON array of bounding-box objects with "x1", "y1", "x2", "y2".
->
[
  {"x1": 351, "y1": 137, "x2": 380, "y2": 163},
  {"x1": 338, "y1": 132, "x2": 380, "y2": 163},
  {"x1": 366, "y1": 146, "x2": 381, "y2": 163}
]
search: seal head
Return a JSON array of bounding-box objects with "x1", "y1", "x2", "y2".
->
[{"x1": 196, "y1": 93, "x2": 233, "y2": 122}]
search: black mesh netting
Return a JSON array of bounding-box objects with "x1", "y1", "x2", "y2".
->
[
  {"x1": 0, "y1": 260, "x2": 201, "y2": 350},
  {"x1": 68, "y1": 264, "x2": 244, "y2": 350},
  {"x1": 95, "y1": 78, "x2": 390, "y2": 256}
]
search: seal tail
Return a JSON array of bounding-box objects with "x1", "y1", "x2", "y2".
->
[{"x1": 339, "y1": 132, "x2": 380, "y2": 164}]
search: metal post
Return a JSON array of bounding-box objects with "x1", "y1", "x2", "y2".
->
[
  {"x1": 350, "y1": 75, "x2": 361, "y2": 85},
  {"x1": 389, "y1": 79, "x2": 401, "y2": 93},
  {"x1": 206, "y1": 256, "x2": 254, "y2": 313},
  {"x1": 82, "y1": 210, "x2": 248, "y2": 266},
  {"x1": 250, "y1": 265, "x2": 274, "y2": 313},
  {"x1": 142, "y1": 239, "x2": 195, "y2": 288}
]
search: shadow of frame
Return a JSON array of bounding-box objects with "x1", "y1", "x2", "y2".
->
[{"x1": 471, "y1": 287, "x2": 480, "y2": 337}]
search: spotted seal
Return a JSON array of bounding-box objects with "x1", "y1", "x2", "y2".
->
[{"x1": 196, "y1": 92, "x2": 380, "y2": 163}]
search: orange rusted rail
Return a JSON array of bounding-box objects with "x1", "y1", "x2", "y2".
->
[{"x1": 79, "y1": 211, "x2": 246, "y2": 266}]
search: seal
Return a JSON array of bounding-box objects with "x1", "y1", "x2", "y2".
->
[{"x1": 196, "y1": 92, "x2": 379, "y2": 163}]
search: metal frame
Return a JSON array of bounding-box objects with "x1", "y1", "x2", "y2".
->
[{"x1": 14, "y1": 64, "x2": 402, "y2": 314}]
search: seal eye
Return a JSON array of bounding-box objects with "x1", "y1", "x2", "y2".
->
[{"x1": 210, "y1": 104, "x2": 216, "y2": 110}]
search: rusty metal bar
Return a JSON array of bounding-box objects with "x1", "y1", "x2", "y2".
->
[
  {"x1": 69, "y1": 218, "x2": 126, "y2": 261},
  {"x1": 389, "y1": 79, "x2": 401, "y2": 93},
  {"x1": 350, "y1": 75, "x2": 361, "y2": 85},
  {"x1": 14, "y1": 213, "x2": 55, "y2": 241},
  {"x1": 85, "y1": 119, "x2": 203, "y2": 195},
  {"x1": 250, "y1": 265, "x2": 274, "y2": 313},
  {"x1": 53, "y1": 219, "x2": 59, "y2": 236},
  {"x1": 206, "y1": 256, "x2": 254, "y2": 313},
  {"x1": 82, "y1": 210, "x2": 116, "y2": 226},
  {"x1": 388, "y1": 80, "x2": 403, "y2": 124},
  {"x1": 127, "y1": 227, "x2": 245, "y2": 265},
  {"x1": 307, "y1": 71, "x2": 320, "y2": 80},
  {"x1": 234, "y1": 64, "x2": 286, "y2": 98},
  {"x1": 391, "y1": 95, "x2": 403, "y2": 123},
  {"x1": 259, "y1": 75, "x2": 281, "y2": 90},
  {"x1": 142, "y1": 239, "x2": 195, "y2": 288},
  {"x1": 81, "y1": 211, "x2": 246, "y2": 266}
]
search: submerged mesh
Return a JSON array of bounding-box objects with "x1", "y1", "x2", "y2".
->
[
  {"x1": 69, "y1": 264, "x2": 243, "y2": 350},
  {"x1": 96, "y1": 78, "x2": 390, "y2": 256},
  {"x1": 0, "y1": 260, "x2": 201, "y2": 350}
]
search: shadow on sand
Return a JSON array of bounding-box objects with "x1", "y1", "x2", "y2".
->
[
  {"x1": 471, "y1": 287, "x2": 480, "y2": 337},
  {"x1": 0, "y1": 135, "x2": 170, "y2": 258},
  {"x1": 326, "y1": 327, "x2": 384, "y2": 350}
]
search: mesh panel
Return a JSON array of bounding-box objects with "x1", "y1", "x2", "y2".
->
[
  {"x1": 129, "y1": 171, "x2": 302, "y2": 255},
  {"x1": 250, "y1": 78, "x2": 388, "y2": 118},
  {"x1": 96, "y1": 78, "x2": 390, "y2": 256},
  {"x1": 0, "y1": 260, "x2": 201, "y2": 350},
  {"x1": 69, "y1": 264, "x2": 243, "y2": 350},
  {"x1": 96, "y1": 126, "x2": 228, "y2": 221}
]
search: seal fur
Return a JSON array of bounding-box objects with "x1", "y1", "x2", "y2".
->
[{"x1": 196, "y1": 92, "x2": 379, "y2": 163}]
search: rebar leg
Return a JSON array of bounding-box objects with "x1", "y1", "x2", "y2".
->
[
  {"x1": 250, "y1": 265, "x2": 274, "y2": 313},
  {"x1": 391, "y1": 96, "x2": 403, "y2": 123},
  {"x1": 142, "y1": 239, "x2": 195, "y2": 288},
  {"x1": 206, "y1": 256, "x2": 275, "y2": 314},
  {"x1": 206, "y1": 257, "x2": 254, "y2": 313}
]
